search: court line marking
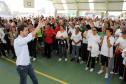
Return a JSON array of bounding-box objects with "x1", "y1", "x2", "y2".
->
[{"x1": 2, "y1": 57, "x2": 69, "y2": 84}]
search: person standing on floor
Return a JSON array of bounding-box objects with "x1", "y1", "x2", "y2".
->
[
  {"x1": 71, "y1": 25, "x2": 82, "y2": 62},
  {"x1": 14, "y1": 21, "x2": 42, "y2": 84},
  {"x1": 114, "y1": 28, "x2": 126, "y2": 80},
  {"x1": 56, "y1": 25, "x2": 68, "y2": 62},
  {"x1": 28, "y1": 25, "x2": 37, "y2": 61},
  {"x1": 97, "y1": 28, "x2": 115, "y2": 79},
  {"x1": 44, "y1": 23, "x2": 55, "y2": 59},
  {"x1": 9, "y1": 22, "x2": 17, "y2": 59},
  {"x1": 85, "y1": 27, "x2": 100, "y2": 72}
]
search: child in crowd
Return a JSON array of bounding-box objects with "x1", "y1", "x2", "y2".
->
[{"x1": 98, "y1": 28, "x2": 115, "y2": 78}]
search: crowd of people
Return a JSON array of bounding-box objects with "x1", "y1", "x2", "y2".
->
[{"x1": 0, "y1": 16, "x2": 126, "y2": 82}]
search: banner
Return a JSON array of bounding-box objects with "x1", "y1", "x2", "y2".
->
[{"x1": 24, "y1": 0, "x2": 34, "y2": 8}]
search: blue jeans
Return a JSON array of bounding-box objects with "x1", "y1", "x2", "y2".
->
[
  {"x1": 72, "y1": 45, "x2": 80, "y2": 59},
  {"x1": 58, "y1": 45, "x2": 67, "y2": 58},
  {"x1": 16, "y1": 64, "x2": 38, "y2": 84}
]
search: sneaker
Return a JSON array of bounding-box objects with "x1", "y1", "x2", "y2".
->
[
  {"x1": 90, "y1": 68, "x2": 94, "y2": 72},
  {"x1": 97, "y1": 70, "x2": 103, "y2": 74},
  {"x1": 78, "y1": 57, "x2": 81, "y2": 60},
  {"x1": 85, "y1": 67, "x2": 89, "y2": 71},
  {"x1": 58, "y1": 58, "x2": 62, "y2": 62},
  {"x1": 105, "y1": 73, "x2": 109, "y2": 79},
  {"x1": 119, "y1": 76, "x2": 123, "y2": 80},
  {"x1": 65, "y1": 58, "x2": 68, "y2": 62},
  {"x1": 80, "y1": 61, "x2": 84, "y2": 64},
  {"x1": 32, "y1": 58, "x2": 36, "y2": 61},
  {"x1": 114, "y1": 73, "x2": 118, "y2": 75},
  {"x1": 110, "y1": 71, "x2": 114, "y2": 74}
]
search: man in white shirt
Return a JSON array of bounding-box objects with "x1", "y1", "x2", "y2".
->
[{"x1": 14, "y1": 21, "x2": 42, "y2": 84}]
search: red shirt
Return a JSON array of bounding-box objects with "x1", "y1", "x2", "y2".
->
[
  {"x1": 55, "y1": 25, "x2": 60, "y2": 33},
  {"x1": 44, "y1": 28, "x2": 55, "y2": 44}
]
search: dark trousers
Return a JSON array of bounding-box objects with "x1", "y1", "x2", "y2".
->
[
  {"x1": 69, "y1": 40, "x2": 72, "y2": 54},
  {"x1": 87, "y1": 56, "x2": 96, "y2": 68},
  {"x1": 101, "y1": 55, "x2": 109, "y2": 67},
  {"x1": 29, "y1": 45, "x2": 36, "y2": 58},
  {"x1": 119, "y1": 55, "x2": 124, "y2": 77},
  {"x1": 44, "y1": 43, "x2": 52, "y2": 58},
  {"x1": 38, "y1": 37, "x2": 43, "y2": 46},
  {"x1": 0, "y1": 43, "x2": 6, "y2": 56},
  {"x1": 4, "y1": 43, "x2": 10, "y2": 54},
  {"x1": 59, "y1": 45, "x2": 67, "y2": 58},
  {"x1": 113, "y1": 52, "x2": 121, "y2": 73},
  {"x1": 53, "y1": 39, "x2": 59, "y2": 53},
  {"x1": 16, "y1": 64, "x2": 38, "y2": 84},
  {"x1": 81, "y1": 43, "x2": 89, "y2": 62},
  {"x1": 11, "y1": 45, "x2": 16, "y2": 58},
  {"x1": 124, "y1": 67, "x2": 126, "y2": 82}
]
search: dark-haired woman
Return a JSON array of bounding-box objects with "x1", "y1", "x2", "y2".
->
[{"x1": 56, "y1": 25, "x2": 68, "y2": 62}]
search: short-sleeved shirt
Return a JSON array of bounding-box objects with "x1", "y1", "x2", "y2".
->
[
  {"x1": 71, "y1": 31, "x2": 82, "y2": 46},
  {"x1": 100, "y1": 36, "x2": 115, "y2": 58}
]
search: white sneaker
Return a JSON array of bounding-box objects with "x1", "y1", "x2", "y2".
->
[
  {"x1": 90, "y1": 68, "x2": 94, "y2": 72},
  {"x1": 119, "y1": 76, "x2": 123, "y2": 80},
  {"x1": 58, "y1": 58, "x2": 62, "y2": 62},
  {"x1": 32, "y1": 58, "x2": 36, "y2": 61},
  {"x1": 97, "y1": 70, "x2": 103, "y2": 74},
  {"x1": 104, "y1": 73, "x2": 109, "y2": 79},
  {"x1": 85, "y1": 67, "x2": 89, "y2": 71},
  {"x1": 114, "y1": 73, "x2": 118, "y2": 75},
  {"x1": 80, "y1": 61, "x2": 84, "y2": 64},
  {"x1": 78, "y1": 57, "x2": 81, "y2": 60},
  {"x1": 110, "y1": 71, "x2": 114, "y2": 74},
  {"x1": 65, "y1": 58, "x2": 68, "y2": 62}
]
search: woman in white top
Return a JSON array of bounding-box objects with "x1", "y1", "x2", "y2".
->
[
  {"x1": 85, "y1": 27, "x2": 100, "y2": 72},
  {"x1": 56, "y1": 25, "x2": 68, "y2": 62},
  {"x1": 71, "y1": 25, "x2": 82, "y2": 62}
]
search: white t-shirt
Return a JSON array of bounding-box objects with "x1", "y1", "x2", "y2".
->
[
  {"x1": 115, "y1": 37, "x2": 126, "y2": 50},
  {"x1": 100, "y1": 36, "x2": 115, "y2": 58},
  {"x1": 71, "y1": 31, "x2": 82, "y2": 46},
  {"x1": 88, "y1": 34, "x2": 100, "y2": 57},
  {"x1": 56, "y1": 31, "x2": 68, "y2": 39}
]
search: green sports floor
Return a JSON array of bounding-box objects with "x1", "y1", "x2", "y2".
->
[{"x1": 0, "y1": 53, "x2": 125, "y2": 84}]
